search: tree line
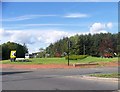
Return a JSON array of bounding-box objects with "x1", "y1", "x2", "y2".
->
[
  {"x1": 46, "y1": 32, "x2": 119, "y2": 57},
  {"x1": 1, "y1": 32, "x2": 119, "y2": 60}
]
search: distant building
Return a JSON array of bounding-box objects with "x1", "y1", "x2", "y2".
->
[
  {"x1": 31, "y1": 52, "x2": 39, "y2": 58},
  {"x1": 102, "y1": 48, "x2": 114, "y2": 58},
  {"x1": 45, "y1": 54, "x2": 50, "y2": 58},
  {"x1": 25, "y1": 53, "x2": 29, "y2": 59},
  {"x1": 54, "y1": 52, "x2": 62, "y2": 57}
]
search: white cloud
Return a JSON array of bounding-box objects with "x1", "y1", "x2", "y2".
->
[
  {"x1": 1, "y1": 29, "x2": 72, "y2": 45},
  {"x1": 2, "y1": 22, "x2": 112, "y2": 45},
  {"x1": 89, "y1": 22, "x2": 113, "y2": 34},
  {"x1": 41, "y1": 30, "x2": 69, "y2": 44},
  {"x1": 107, "y1": 22, "x2": 113, "y2": 29},
  {"x1": 0, "y1": 28, "x2": 11, "y2": 37},
  {"x1": 1, "y1": 13, "x2": 89, "y2": 22},
  {"x1": 90, "y1": 23, "x2": 106, "y2": 34},
  {"x1": 1, "y1": 21, "x2": 113, "y2": 53},
  {"x1": 2, "y1": 22, "x2": 113, "y2": 41},
  {"x1": 64, "y1": 13, "x2": 89, "y2": 18},
  {"x1": 22, "y1": 23, "x2": 82, "y2": 27},
  {"x1": 2, "y1": 28, "x2": 88, "y2": 46},
  {"x1": 2, "y1": 14, "x2": 57, "y2": 21},
  {"x1": 10, "y1": 31, "x2": 37, "y2": 44}
]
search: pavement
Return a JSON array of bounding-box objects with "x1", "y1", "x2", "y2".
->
[{"x1": 1, "y1": 67, "x2": 119, "y2": 90}]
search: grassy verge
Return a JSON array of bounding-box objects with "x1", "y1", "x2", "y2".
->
[
  {"x1": 90, "y1": 73, "x2": 120, "y2": 78},
  {"x1": 1, "y1": 56, "x2": 118, "y2": 65}
]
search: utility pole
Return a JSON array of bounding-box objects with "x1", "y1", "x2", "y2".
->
[{"x1": 67, "y1": 38, "x2": 70, "y2": 66}]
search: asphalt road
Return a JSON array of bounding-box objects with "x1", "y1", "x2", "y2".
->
[{"x1": 1, "y1": 67, "x2": 119, "y2": 90}]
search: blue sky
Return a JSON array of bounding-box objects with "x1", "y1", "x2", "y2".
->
[{"x1": 1, "y1": 2, "x2": 118, "y2": 53}]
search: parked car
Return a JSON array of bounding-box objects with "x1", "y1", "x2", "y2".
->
[{"x1": 103, "y1": 53, "x2": 113, "y2": 58}]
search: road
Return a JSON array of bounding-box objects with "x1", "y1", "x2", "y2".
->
[{"x1": 1, "y1": 67, "x2": 118, "y2": 90}]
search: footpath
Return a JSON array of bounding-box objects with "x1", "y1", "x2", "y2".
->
[
  {"x1": 0, "y1": 61, "x2": 118, "y2": 69},
  {"x1": 1, "y1": 64, "x2": 77, "y2": 69},
  {"x1": 0, "y1": 61, "x2": 119, "y2": 69}
]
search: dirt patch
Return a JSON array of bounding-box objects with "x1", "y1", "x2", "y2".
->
[
  {"x1": 0, "y1": 62, "x2": 119, "y2": 69},
  {"x1": 1, "y1": 64, "x2": 75, "y2": 69}
]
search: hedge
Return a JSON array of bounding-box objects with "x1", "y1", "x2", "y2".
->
[{"x1": 65, "y1": 55, "x2": 88, "y2": 60}]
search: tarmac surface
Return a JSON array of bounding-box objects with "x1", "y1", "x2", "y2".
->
[{"x1": 1, "y1": 67, "x2": 119, "y2": 90}]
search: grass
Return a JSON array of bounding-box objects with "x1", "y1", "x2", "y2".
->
[
  {"x1": 1, "y1": 56, "x2": 118, "y2": 65},
  {"x1": 78, "y1": 56, "x2": 118, "y2": 63},
  {"x1": 90, "y1": 73, "x2": 120, "y2": 78}
]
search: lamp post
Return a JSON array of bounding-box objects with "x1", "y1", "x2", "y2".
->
[{"x1": 67, "y1": 38, "x2": 70, "y2": 66}]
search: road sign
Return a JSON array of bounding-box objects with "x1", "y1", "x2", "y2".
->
[{"x1": 10, "y1": 50, "x2": 16, "y2": 59}]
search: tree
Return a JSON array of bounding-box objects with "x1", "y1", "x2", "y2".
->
[
  {"x1": 99, "y1": 34, "x2": 113, "y2": 57},
  {"x1": 45, "y1": 33, "x2": 118, "y2": 57},
  {"x1": 76, "y1": 35, "x2": 85, "y2": 55},
  {"x1": 36, "y1": 48, "x2": 46, "y2": 58},
  {"x1": 118, "y1": 32, "x2": 120, "y2": 57},
  {"x1": 2, "y1": 42, "x2": 28, "y2": 60},
  {"x1": 23, "y1": 43, "x2": 28, "y2": 54}
]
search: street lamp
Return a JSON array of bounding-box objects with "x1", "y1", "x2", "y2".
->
[{"x1": 67, "y1": 37, "x2": 70, "y2": 66}]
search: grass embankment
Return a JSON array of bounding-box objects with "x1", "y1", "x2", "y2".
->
[
  {"x1": 1, "y1": 56, "x2": 118, "y2": 65},
  {"x1": 90, "y1": 73, "x2": 120, "y2": 78}
]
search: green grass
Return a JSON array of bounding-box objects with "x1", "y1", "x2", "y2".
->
[
  {"x1": 77, "y1": 56, "x2": 118, "y2": 63},
  {"x1": 1, "y1": 56, "x2": 118, "y2": 65},
  {"x1": 90, "y1": 73, "x2": 120, "y2": 78},
  {"x1": 1, "y1": 58, "x2": 68, "y2": 64}
]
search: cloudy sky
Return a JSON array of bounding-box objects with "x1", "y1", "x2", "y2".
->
[{"x1": 1, "y1": 2, "x2": 118, "y2": 53}]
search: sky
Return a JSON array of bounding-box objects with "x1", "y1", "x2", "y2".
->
[
  {"x1": 1, "y1": 2, "x2": 118, "y2": 53},
  {"x1": 2, "y1": 0, "x2": 120, "y2": 2}
]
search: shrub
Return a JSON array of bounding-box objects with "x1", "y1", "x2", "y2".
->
[{"x1": 65, "y1": 55, "x2": 88, "y2": 60}]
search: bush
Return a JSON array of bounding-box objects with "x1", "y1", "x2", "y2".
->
[
  {"x1": 15, "y1": 59, "x2": 32, "y2": 62},
  {"x1": 65, "y1": 55, "x2": 88, "y2": 60}
]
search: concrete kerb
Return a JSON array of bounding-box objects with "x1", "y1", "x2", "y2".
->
[
  {"x1": 81, "y1": 75, "x2": 119, "y2": 82},
  {"x1": 73, "y1": 63, "x2": 99, "y2": 67},
  {"x1": 65, "y1": 75, "x2": 119, "y2": 82}
]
